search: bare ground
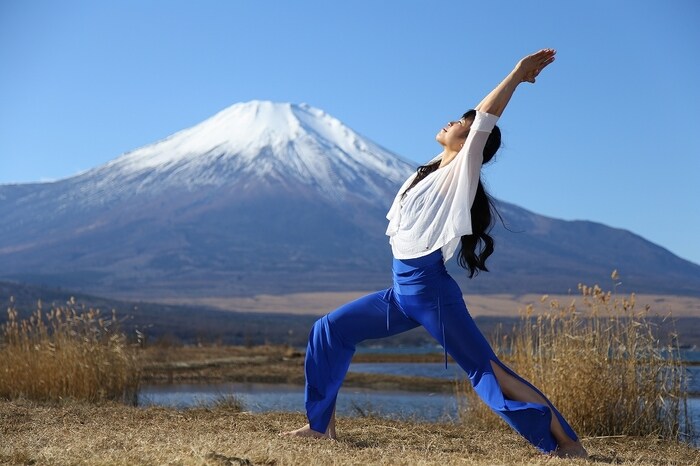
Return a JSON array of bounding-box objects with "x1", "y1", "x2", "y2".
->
[{"x1": 1, "y1": 399, "x2": 698, "y2": 466}]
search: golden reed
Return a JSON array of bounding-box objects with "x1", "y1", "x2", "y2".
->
[
  {"x1": 457, "y1": 271, "x2": 693, "y2": 442},
  {"x1": 1, "y1": 297, "x2": 141, "y2": 404}
]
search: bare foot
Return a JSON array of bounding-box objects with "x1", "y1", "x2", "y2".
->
[
  {"x1": 553, "y1": 440, "x2": 588, "y2": 459},
  {"x1": 279, "y1": 423, "x2": 337, "y2": 440}
]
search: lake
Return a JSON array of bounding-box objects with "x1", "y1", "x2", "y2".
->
[{"x1": 140, "y1": 381, "x2": 460, "y2": 422}]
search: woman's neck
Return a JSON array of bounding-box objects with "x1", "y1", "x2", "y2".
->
[{"x1": 438, "y1": 149, "x2": 459, "y2": 168}]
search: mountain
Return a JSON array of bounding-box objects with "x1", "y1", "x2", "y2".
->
[{"x1": 1, "y1": 100, "x2": 698, "y2": 299}]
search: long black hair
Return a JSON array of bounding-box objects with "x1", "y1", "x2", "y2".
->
[{"x1": 400, "y1": 109, "x2": 502, "y2": 278}]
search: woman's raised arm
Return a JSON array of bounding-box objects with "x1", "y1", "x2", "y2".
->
[{"x1": 475, "y1": 48, "x2": 556, "y2": 117}]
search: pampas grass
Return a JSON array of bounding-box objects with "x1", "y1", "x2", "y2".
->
[
  {"x1": 457, "y1": 272, "x2": 693, "y2": 442},
  {"x1": 0, "y1": 297, "x2": 141, "y2": 404}
]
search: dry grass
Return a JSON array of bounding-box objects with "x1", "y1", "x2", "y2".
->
[
  {"x1": 0, "y1": 297, "x2": 141, "y2": 403},
  {"x1": 459, "y1": 275, "x2": 693, "y2": 443},
  {"x1": 1, "y1": 398, "x2": 698, "y2": 465}
]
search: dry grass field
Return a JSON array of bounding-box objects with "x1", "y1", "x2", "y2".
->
[
  {"x1": 1, "y1": 398, "x2": 699, "y2": 466},
  {"x1": 157, "y1": 291, "x2": 700, "y2": 318}
]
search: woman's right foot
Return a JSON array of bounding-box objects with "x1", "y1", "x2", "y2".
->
[{"x1": 279, "y1": 423, "x2": 337, "y2": 440}]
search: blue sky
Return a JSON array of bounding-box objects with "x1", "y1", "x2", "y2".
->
[{"x1": 1, "y1": 1, "x2": 699, "y2": 266}]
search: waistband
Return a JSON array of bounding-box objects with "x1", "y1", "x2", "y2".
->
[
  {"x1": 391, "y1": 248, "x2": 445, "y2": 295},
  {"x1": 392, "y1": 247, "x2": 443, "y2": 268}
]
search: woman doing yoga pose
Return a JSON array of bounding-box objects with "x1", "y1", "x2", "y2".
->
[{"x1": 281, "y1": 48, "x2": 588, "y2": 459}]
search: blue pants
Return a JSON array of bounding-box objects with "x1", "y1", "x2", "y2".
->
[{"x1": 304, "y1": 248, "x2": 579, "y2": 453}]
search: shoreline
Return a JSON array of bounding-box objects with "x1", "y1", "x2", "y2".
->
[{"x1": 140, "y1": 345, "x2": 460, "y2": 392}]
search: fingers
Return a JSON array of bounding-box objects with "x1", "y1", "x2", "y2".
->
[
  {"x1": 518, "y1": 48, "x2": 556, "y2": 83},
  {"x1": 535, "y1": 49, "x2": 556, "y2": 63},
  {"x1": 540, "y1": 56, "x2": 556, "y2": 68},
  {"x1": 538, "y1": 50, "x2": 556, "y2": 63},
  {"x1": 534, "y1": 50, "x2": 556, "y2": 72},
  {"x1": 523, "y1": 49, "x2": 556, "y2": 69},
  {"x1": 532, "y1": 48, "x2": 556, "y2": 59}
]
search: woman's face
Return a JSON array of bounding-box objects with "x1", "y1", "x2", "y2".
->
[{"x1": 435, "y1": 117, "x2": 471, "y2": 152}]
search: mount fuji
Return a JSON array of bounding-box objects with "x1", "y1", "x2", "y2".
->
[{"x1": 1, "y1": 100, "x2": 699, "y2": 299}]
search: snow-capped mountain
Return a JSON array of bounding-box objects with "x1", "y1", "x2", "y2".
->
[
  {"x1": 78, "y1": 101, "x2": 410, "y2": 201},
  {"x1": 5, "y1": 101, "x2": 412, "y2": 214},
  {"x1": 0, "y1": 101, "x2": 417, "y2": 297},
  {"x1": 1, "y1": 100, "x2": 699, "y2": 299}
]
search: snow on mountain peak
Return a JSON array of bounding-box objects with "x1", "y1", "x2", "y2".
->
[
  {"x1": 72, "y1": 100, "x2": 416, "y2": 203},
  {"x1": 105, "y1": 100, "x2": 303, "y2": 171}
]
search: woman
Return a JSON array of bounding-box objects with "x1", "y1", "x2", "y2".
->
[{"x1": 281, "y1": 49, "x2": 588, "y2": 459}]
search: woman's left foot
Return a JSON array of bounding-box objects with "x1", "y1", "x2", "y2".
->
[
  {"x1": 553, "y1": 440, "x2": 588, "y2": 459},
  {"x1": 279, "y1": 423, "x2": 337, "y2": 440}
]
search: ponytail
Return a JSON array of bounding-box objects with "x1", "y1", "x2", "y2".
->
[{"x1": 458, "y1": 179, "x2": 497, "y2": 278}]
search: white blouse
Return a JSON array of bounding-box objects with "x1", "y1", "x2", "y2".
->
[{"x1": 385, "y1": 110, "x2": 500, "y2": 263}]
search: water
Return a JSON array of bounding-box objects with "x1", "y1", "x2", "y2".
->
[
  {"x1": 138, "y1": 361, "x2": 468, "y2": 415},
  {"x1": 138, "y1": 382, "x2": 459, "y2": 423},
  {"x1": 348, "y1": 362, "x2": 700, "y2": 394},
  {"x1": 686, "y1": 365, "x2": 700, "y2": 394},
  {"x1": 137, "y1": 361, "x2": 468, "y2": 418},
  {"x1": 681, "y1": 349, "x2": 700, "y2": 363}
]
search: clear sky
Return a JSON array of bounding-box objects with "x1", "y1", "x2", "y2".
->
[{"x1": 1, "y1": 1, "x2": 699, "y2": 265}]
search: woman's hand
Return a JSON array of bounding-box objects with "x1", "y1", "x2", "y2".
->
[
  {"x1": 474, "y1": 48, "x2": 556, "y2": 117},
  {"x1": 514, "y1": 48, "x2": 556, "y2": 84}
]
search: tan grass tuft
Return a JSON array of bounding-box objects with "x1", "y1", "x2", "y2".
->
[
  {"x1": 0, "y1": 297, "x2": 141, "y2": 403},
  {"x1": 458, "y1": 278, "x2": 693, "y2": 442}
]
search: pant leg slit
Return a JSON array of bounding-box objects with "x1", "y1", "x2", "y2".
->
[{"x1": 486, "y1": 357, "x2": 580, "y2": 450}]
